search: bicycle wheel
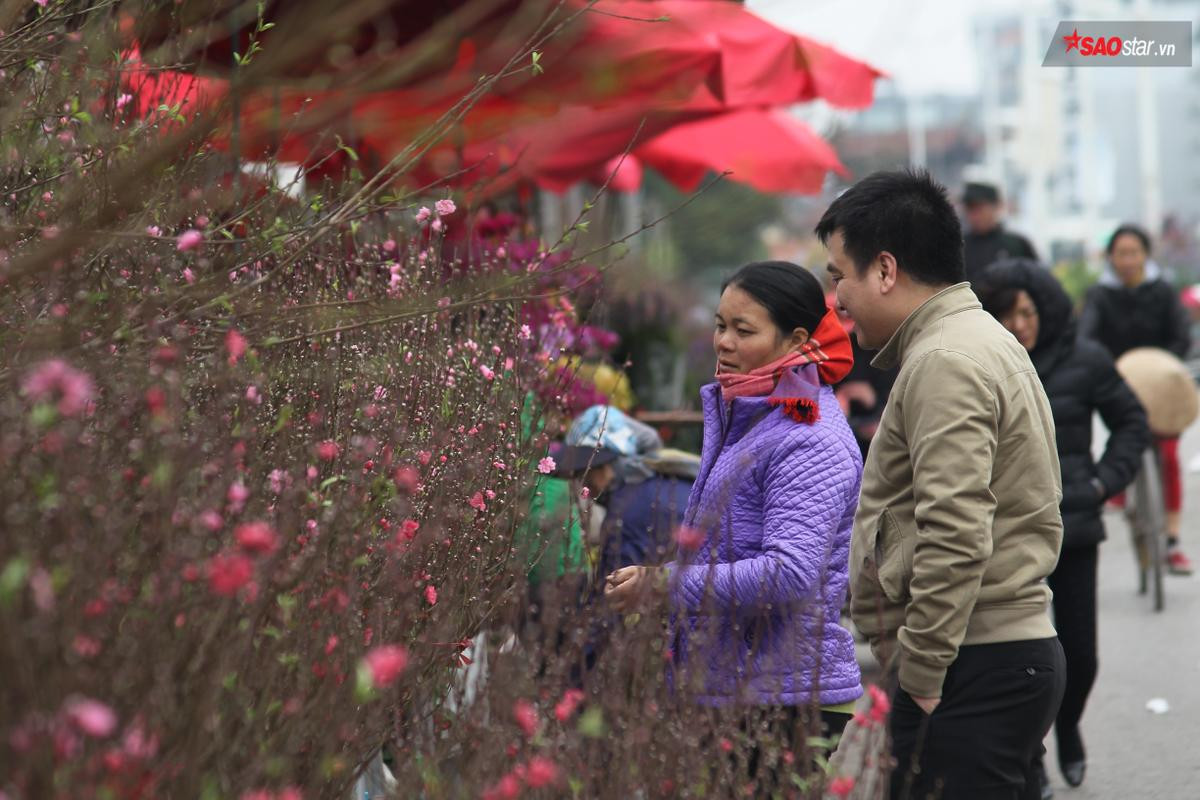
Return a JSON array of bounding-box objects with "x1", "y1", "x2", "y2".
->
[{"x1": 1140, "y1": 448, "x2": 1167, "y2": 612}]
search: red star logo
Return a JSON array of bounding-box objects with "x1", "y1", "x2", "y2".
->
[{"x1": 1063, "y1": 27, "x2": 1082, "y2": 52}]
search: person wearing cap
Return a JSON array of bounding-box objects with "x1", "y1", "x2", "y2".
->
[
  {"x1": 962, "y1": 181, "x2": 1038, "y2": 286},
  {"x1": 605, "y1": 260, "x2": 864, "y2": 788},
  {"x1": 562, "y1": 407, "x2": 694, "y2": 677},
  {"x1": 518, "y1": 441, "x2": 614, "y2": 585},
  {"x1": 565, "y1": 406, "x2": 694, "y2": 581},
  {"x1": 976, "y1": 259, "x2": 1150, "y2": 796},
  {"x1": 1079, "y1": 223, "x2": 1195, "y2": 575}
]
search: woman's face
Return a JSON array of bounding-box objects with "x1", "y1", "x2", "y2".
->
[
  {"x1": 1110, "y1": 233, "x2": 1149, "y2": 287},
  {"x1": 998, "y1": 290, "x2": 1040, "y2": 352},
  {"x1": 576, "y1": 463, "x2": 615, "y2": 499},
  {"x1": 713, "y1": 286, "x2": 806, "y2": 374}
]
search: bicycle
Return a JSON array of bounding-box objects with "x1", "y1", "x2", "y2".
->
[{"x1": 1126, "y1": 445, "x2": 1168, "y2": 612}]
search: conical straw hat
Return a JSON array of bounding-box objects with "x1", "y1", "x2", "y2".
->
[{"x1": 1115, "y1": 347, "x2": 1199, "y2": 437}]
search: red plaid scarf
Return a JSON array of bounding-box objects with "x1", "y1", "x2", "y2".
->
[{"x1": 715, "y1": 308, "x2": 855, "y2": 421}]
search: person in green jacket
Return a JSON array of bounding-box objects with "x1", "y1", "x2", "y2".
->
[{"x1": 517, "y1": 444, "x2": 617, "y2": 670}]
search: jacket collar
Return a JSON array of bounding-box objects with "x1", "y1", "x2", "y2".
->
[
  {"x1": 770, "y1": 361, "x2": 822, "y2": 401},
  {"x1": 1098, "y1": 258, "x2": 1164, "y2": 288},
  {"x1": 965, "y1": 223, "x2": 1008, "y2": 241},
  {"x1": 871, "y1": 283, "x2": 979, "y2": 370}
]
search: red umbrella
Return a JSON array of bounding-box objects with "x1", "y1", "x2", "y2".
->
[
  {"x1": 121, "y1": 1, "x2": 879, "y2": 191},
  {"x1": 592, "y1": 0, "x2": 882, "y2": 111},
  {"x1": 136, "y1": 0, "x2": 878, "y2": 112},
  {"x1": 471, "y1": 105, "x2": 845, "y2": 195},
  {"x1": 632, "y1": 108, "x2": 847, "y2": 193}
]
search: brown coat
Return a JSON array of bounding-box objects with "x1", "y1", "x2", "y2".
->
[{"x1": 850, "y1": 284, "x2": 1063, "y2": 698}]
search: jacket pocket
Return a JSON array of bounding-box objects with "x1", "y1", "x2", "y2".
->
[{"x1": 875, "y1": 508, "x2": 914, "y2": 605}]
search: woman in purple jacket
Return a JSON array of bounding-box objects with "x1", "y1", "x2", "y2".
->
[{"x1": 606, "y1": 261, "x2": 864, "y2": 767}]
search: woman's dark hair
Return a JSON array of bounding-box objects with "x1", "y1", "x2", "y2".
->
[
  {"x1": 721, "y1": 261, "x2": 827, "y2": 337},
  {"x1": 814, "y1": 168, "x2": 965, "y2": 286},
  {"x1": 1106, "y1": 223, "x2": 1152, "y2": 255},
  {"x1": 974, "y1": 283, "x2": 1021, "y2": 319}
]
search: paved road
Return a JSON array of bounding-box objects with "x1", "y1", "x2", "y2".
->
[
  {"x1": 850, "y1": 423, "x2": 1200, "y2": 798},
  {"x1": 1040, "y1": 423, "x2": 1200, "y2": 799}
]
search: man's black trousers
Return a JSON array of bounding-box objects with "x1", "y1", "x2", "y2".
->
[{"x1": 889, "y1": 637, "x2": 1066, "y2": 800}]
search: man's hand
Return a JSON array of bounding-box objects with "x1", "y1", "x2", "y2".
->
[
  {"x1": 604, "y1": 566, "x2": 662, "y2": 613},
  {"x1": 912, "y1": 695, "x2": 941, "y2": 715}
]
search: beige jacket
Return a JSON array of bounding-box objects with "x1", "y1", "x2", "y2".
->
[{"x1": 850, "y1": 283, "x2": 1062, "y2": 698}]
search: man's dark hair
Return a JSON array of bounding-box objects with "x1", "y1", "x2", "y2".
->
[
  {"x1": 1106, "y1": 223, "x2": 1152, "y2": 256},
  {"x1": 721, "y1": 261, "x2": 827, "y2": 337},
  {"x1": 814, "y1": 169, "x2": 965, "y2": 286}
]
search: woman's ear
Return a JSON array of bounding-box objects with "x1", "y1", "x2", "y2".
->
[{"x1": 788, "y1": 327, "x2": 811, "y2": 351}]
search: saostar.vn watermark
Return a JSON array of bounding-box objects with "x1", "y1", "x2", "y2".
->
[{"x1": 1043, "y1": 20, "x2": 1192, "y2": 66}]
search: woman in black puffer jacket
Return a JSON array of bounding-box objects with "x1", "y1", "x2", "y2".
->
[{"x1": 976, "y1": 259, "x2": 1150, "y2": 797}]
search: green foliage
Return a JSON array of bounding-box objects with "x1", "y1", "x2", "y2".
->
[{"x1": 643, "y1": 171, "x2": 782, "y2": 272}]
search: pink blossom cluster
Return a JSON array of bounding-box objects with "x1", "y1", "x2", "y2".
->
[
  {"x1": 481, "y1": 756, "x2": 561, "y2": 800},
  {"x1": 21, "y1": 359, "x2": 95, "y2": 416}
]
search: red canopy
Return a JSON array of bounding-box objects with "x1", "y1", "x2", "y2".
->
[
  {"x1": 596, "y1": 0, "x2": 882, "y2": 111},
  {"x1": 121, "y1": 1, "x2": 880, "y2": 193},
  {"x1": 635, "y1": 108, "x2": 846, "y2": 193},
  {"x1": 507, "y1": 107, "x2": 845, "y2": 194},
  {"x1": 134, "y1": 0, "x2": 879, "y2": 112}
]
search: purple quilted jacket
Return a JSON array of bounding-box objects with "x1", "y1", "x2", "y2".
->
[{"x1": 667, "y1": 364, "x2": 863, "y2": 706}]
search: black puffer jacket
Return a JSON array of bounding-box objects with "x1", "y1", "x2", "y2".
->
[
  {"x1": 978, "y1": 260, "x2": 1151, "y2": 549},
  {"x1": 1078, "y1": 266, "x2": 1191, "y2": 359}
]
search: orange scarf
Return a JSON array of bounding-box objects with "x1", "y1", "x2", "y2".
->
[{"x1": 715, "y1": 308, "x2": 855, "y2": 401}]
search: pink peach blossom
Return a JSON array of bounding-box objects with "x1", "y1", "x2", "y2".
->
[
  {"x1": 21, "y1": 358, "x2": 95, "y2": 417},
  {"x1": 525, "y1": 756, "x2": 560, "y2": 788},
  {"x1": 64, "y1": 697, "x2": 117, "y2": 738},
  {"x1": 235, "y1": 521, "x2": 278, "y2": 556},
  {"x1": 554, "y1": 689, "x2": 585, "y2": 722},
  {"x1": 673, "y1": 525, "x2": 705, "y2": 550},
  {"x1": 481, "y1": 774, "x2": 522, "y2": 800},
  {"x1": 227, "y1": 481, "x2": 249, "y2": 512},
  {"x1": 364, "y1": 644, "x2": 409, "y2": 688},
  {"x1": 207, "y1": 552, "x2": 254, "y2": 596},
  {"x1": 175, "y1": 229, "x2": 204, "y2": 252},
  {"x1": 512, "y1": 699, "x2": 538, "y2": 738},
  {"x1": 225, "y1": 329, "x2": 247, "y2": 364},
  {"x1": 829, "y1": 776, "x2": 856, "y2": 797}
]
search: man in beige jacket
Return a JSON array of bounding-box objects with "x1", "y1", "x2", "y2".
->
[{"x1": 818, "y1": 169, "x2": 1066, "y2": 799}]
